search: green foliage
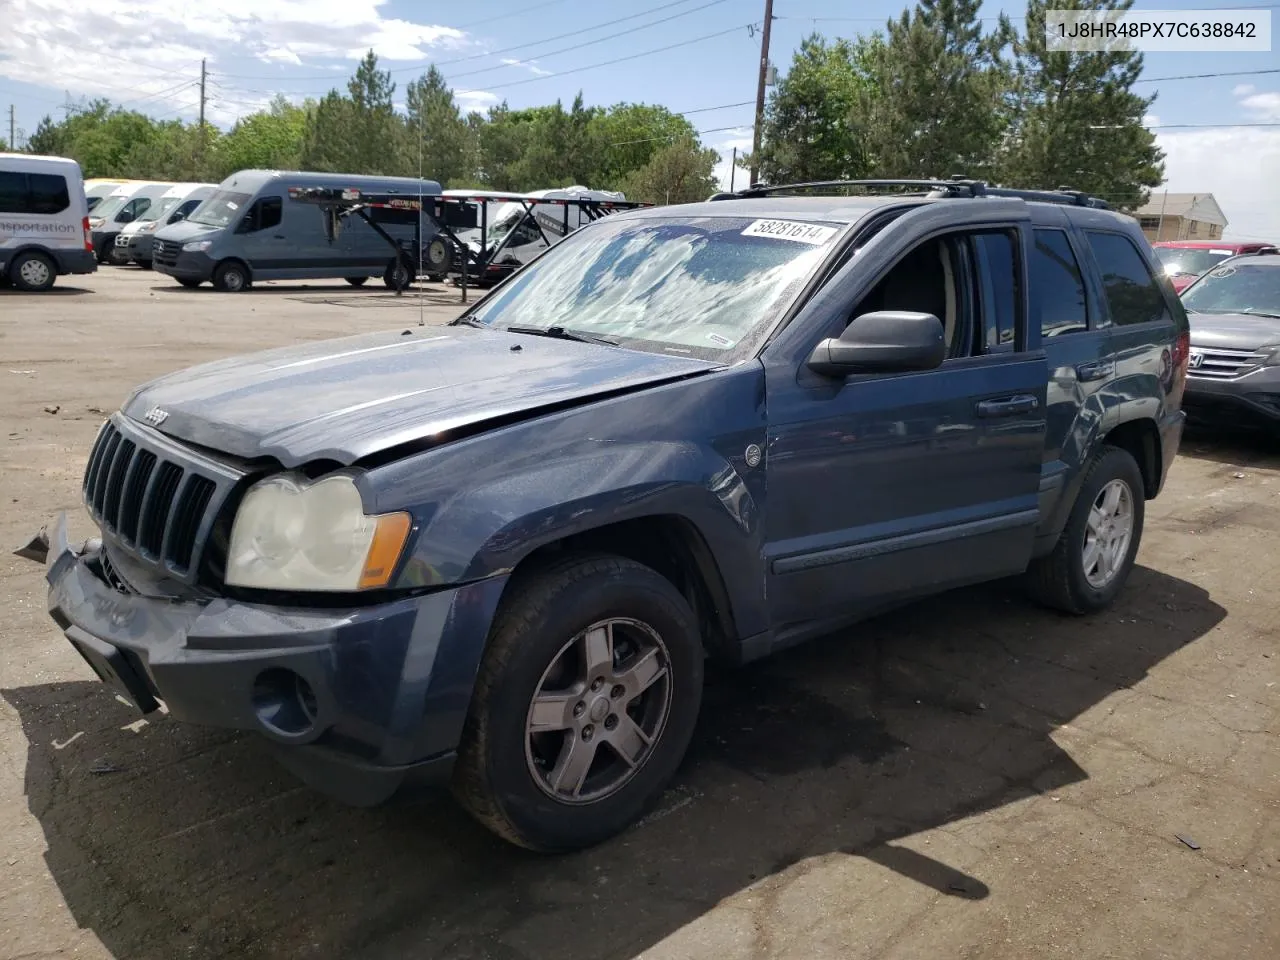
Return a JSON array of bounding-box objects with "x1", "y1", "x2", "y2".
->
[
  {"x1": 214, "y1": 95, "x2": 310, "y2": 175},
  {"x1": 405, "y1": 66, "x2": 476, "y2": 186},
  {"x1": 618, "y1": 136, "x2": 720, "y2": 206},
  {"x1": 300, "y1": 51, "x2": 410, "y2": 175}
]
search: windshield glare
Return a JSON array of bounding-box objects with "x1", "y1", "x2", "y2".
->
[
  {"x1": 92, "y1": 194, "x2": 130, "y2": 220},
  {"x1": 139, "y1": 195, "x2": 182, "y2": 223},
  {"x1": 465, "y1": 215, "x2": 841, "y2": 359},
  {"x1": 189, "y1": 190, "x2": 252, "y2": 227},
  {"x1": 1182, "y1": 263, "x2": 1280, "y2": 316},
  {"x1": 1155, "y1": 248, "x2": 1231, "y2": 277}
]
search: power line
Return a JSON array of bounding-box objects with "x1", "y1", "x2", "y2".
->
[
  {"x1": 1136, "y1": 67, "x2": 1280, "y2": 83},
  {"x1": 214, "y1": 0, "x2": 723, "y2": 82},
  {"x1": 455, "y1": 22, "x2": 753, "y2": 95}
]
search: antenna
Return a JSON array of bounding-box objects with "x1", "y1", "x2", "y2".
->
[{"x1": 417, "y1": 85, "x2": 425, "y2": 327}]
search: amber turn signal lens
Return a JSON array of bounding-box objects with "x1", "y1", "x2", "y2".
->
[{"x1": 358, "y1": 512, "x2": 412, "y2": 589}]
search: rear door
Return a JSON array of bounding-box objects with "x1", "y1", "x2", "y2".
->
[{"x1": 762, "y1": 208, "x2": 1048, "y2": 628}]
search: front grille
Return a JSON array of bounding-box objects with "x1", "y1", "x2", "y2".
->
[
  {"x1": 1187, "y1": 346, "x2": 1269, "y2": 380},
  {"x1": 83, "y1": 418, "x2": 238, "y2": 580},
  {"x1": 114, "y1": 233, "x2": 132, "y2": 247},
  {"x1": 153, "y1": 239, "x2": 181, "y2": 266}
]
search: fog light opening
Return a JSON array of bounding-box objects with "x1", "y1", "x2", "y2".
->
[{"x1": 252, "y1": 667, "x2": 318, "y2": 737}]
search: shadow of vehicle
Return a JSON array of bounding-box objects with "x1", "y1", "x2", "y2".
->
[
  {"x1": 4, "y1": 566, "x2": 1224, "y2": 960},
  {"x1": 1179, "y1": 424, "x2": 1280, "y2": 468},
  {"x1": 150, "y1": 281, "x2": 454, "y2": 296},
  {"x1": 0, "y1": 286, "x2": 94, "y2": 297}
]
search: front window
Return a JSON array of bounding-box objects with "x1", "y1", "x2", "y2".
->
[
  {"x1": 188, "y1": 190, "x2": 253, "y2": 228},
  {"x1": 91, "y1": 193, "x2": 131, "y2": 220},
  {"x1": 138, "y1": 195, "x2": 182, "y2": 223},
  {"x1": 463, "y1": 215, "x2": 843, "y2": 359},
  {"x1": 1182, "y1": 263, "x2": 1280, "y2": 318},
  {"x1": 1153, "y1": 247, "x2": 1233, "y2": 278}
]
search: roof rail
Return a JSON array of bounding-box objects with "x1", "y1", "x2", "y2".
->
[{"x1": 709, "y1": 177, "x2": 1111, "y2": 210}]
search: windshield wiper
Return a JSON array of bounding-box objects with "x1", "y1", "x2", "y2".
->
[
  {"x1": 1241, "y1": 309, "x2": 1280, "y2": 319},
  {"x1": 504, "y1": 325, "x2": 619, "y2": 347}
]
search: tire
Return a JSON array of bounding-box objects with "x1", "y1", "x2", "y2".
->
[
  {"x1": 383, "y1": 258, "x2": 411, "y2": 291},
  {"x1": 1025, "y1": 445, "x2": 1145, "y2": 615},
  {"x1": 9, "y1": 251, "x2": 57, "y2": 292},
  {"x1": 137, "y1": 259, "x2": 153, "y2": 271},
  {"x1": 345, "y1": 276, "x2": 369, "y2": 287},
  {"x1": 453, "y1": 555, "x2": 704, "y2": 852},
  {"x1": 95, "y1": 241, "x2": 112, "y2": 264},
  {"x1": 212, "y1": 260, "x2": 250, "y2": 292},
  {"x1": 176, "y1": 278, "x2": 202, "y2": 289}
]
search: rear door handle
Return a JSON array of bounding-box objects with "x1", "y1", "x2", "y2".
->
[
  {"x1": 1076, "y1": 360, "x2": 1114, "y2": 381},
  {"x1": 976, "y1": 395, "x2": 1039, "y2": 418}
]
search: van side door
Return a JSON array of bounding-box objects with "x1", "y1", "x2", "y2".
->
[{"x1": 761, "y1": 203, "x2": 1048, "y2": 634}]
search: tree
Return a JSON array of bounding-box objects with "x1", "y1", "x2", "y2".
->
[
  {"x1": 995, "y1": 0, "x2": 1163, "y2": 209},
  {"x1": 851, "y1": 0, "x2": 1013, "y2": 180},
  {"x1": 301, "y1": 51, "x2": 410, "y2": 175},
  {"x1": 592, "y1": 102, "x2": 701, "y2": 185},
  {"x1": 747, "y1": 35, "x2": 874, "y2": 184},
  {"x1": 404, "y1": 66, "x2": 476, "y2": 185},
  {"x1": 214, "y1": 95, "x2": 310, "y2": 177},
  {"x1": 618, "y1": 136, "x2": 719, "y2": 206}
]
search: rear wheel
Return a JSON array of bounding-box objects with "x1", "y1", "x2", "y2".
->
[
  {"x1": 345, "y1": 276, "x2": 369, "y2": 287},
  {"x1": 213, "y1": 260, "x2": 250, "y2": 292},
  {"x1": 453, "y1": 555, "x2": 704, "y2": 852},
  {"x1": 1025, "y1": 446, "x2": 1145, "y2": 614},
  {"x1": 10, "y1": 251, "x2": 57, "y2": 292}
]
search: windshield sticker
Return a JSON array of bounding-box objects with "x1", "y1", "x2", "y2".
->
[
  {"x1": 707, "y1": 333, "x2": 734, "y2": 346},
  {"x1": 1209, "y1": 267, "x2": 1236, "y2": 278},
  {"x1": 741, "y1": 219, "x2": 838, "y2": 245},
  {"x1": 226, "y1": 201, "x2": 239, "y2": 210}
]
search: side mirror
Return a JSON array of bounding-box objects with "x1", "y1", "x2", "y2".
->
[
  {"x1": 169, "y1": 210, "x2": 187, "y2": 223},
  {"x1": 807, "y1": 310, "x2": 946, "y2": 378},
  {"x1": 117, "y1": 210, "x2": 135, "y2": 224}
]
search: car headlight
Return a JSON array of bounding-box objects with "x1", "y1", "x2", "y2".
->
[
  {"x1": 138, "y1": 221, "x2": 158, "y2": 234},
  {"x1": 88, "y1": 217, "x2": 104, "y2": 229},
  {"x1": 184, "y1": 240, "x2": 212, "y2": 252},
  {"x1": 225, "y1": 473, "x2": 411, "y2": 591}
]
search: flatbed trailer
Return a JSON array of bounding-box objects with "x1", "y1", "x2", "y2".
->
[{"x1": 288, "y1": 186, "x2": 649, "y2": 299}]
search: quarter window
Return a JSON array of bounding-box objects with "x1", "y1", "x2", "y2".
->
[
  {"x1": 1084, "y1": 231, "x2": 1168, "y2": 327},
  {"x1": 1031, "y1": 229, "x2": 1089, "y2": 337},
  {"x1": 0, "y1": 171, "x2": 71, "y2": 214},
  {"x1": 971, "y1": 232, "x2": 1017, "y2": 350}
]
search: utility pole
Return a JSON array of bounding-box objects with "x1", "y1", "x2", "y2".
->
[
  {"x1": 8, "y1": 105, "x2": 14, "y2": 150},
  {"x1": 748, "y1": 0, "x2": 774, "y2": 188},
  {"x1": 198, "y1": 59, "x2": 207, "y2": 134},
  {"x1": 730, "y1": 146, "x2": 737, "y2": 191}
]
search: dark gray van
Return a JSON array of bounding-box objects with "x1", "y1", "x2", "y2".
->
[{"x1": 152, "y1": 170, "x2": 442, "y2": 291}]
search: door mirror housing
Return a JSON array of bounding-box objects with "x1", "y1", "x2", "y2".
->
[{"x1": 807, "y1": 310, "x2": 947, "y2": 378}]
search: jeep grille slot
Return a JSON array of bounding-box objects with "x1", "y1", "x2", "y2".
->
[
  {"x1": 165, "y1": 475, "x2": 216, "y2": 572},
  {"x1": 101, "y1": 439, "x2": 135, "y2": 530},
  {"x1": 139, "y1": 462, "x2": 183, "y2": 557},
  {"x1": 117, "y1": 449, "x2": 157, "y2": 544}
]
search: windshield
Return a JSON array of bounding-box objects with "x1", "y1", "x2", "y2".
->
[
  {"x1": 481, "y1": 202, "x2": 526, "y2": 248},
  {"x1": 1182, "y1": 263, "x2": 1280, "y2": 317},
  {"x1": 138, "y1": 195, "x2": 182, "y2": 223},
  {"x1": 92, "y1": 194, "x2": 131, "y2": 220},
  {"x1": 1154, "y1": 247, "x2": 1232, "y2": 277},
  {"x1": 464, "y1": 215, "x2": 843, "y2": 359},
  {"x1": 188, "y1": 190, "x2": 252, "y2": 228}
]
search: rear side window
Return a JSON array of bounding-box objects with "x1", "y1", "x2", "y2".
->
[
  {"x1": 0, "y1": 171, "x2": 71, "y2": 214},
  {"x1": 1031, "y1": 229, "x2": 1089, "y2": 337},
  {"x1": 1085, "y1": 231, "x2": 1168, "y2": 326},
  {"x1": 971, "y1": 232, "x2": 1017, "y2": 349}
]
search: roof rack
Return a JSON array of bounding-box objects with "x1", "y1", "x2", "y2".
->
[{"x1": 710, "y1": 177, "x2": 1111, "y2": 210}]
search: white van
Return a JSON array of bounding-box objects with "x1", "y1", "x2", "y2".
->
[
  {"x1": 88, "y1": 181, "x2": 171, "y2": 263},
  {"x1": 112, "y1": 182, "x2": 216, "y2": 266},
  {"x1": 0, "y1": 153, "x2": 96, "y2": 292}
]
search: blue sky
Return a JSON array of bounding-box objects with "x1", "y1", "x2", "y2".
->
[{"x1": 1, "y1": 0, "x2": 1277, "y2": 236}]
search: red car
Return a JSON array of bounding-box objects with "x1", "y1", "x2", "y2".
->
[{"x1": 1153, "y1": 240, "x2": 1279, "y2": 293}]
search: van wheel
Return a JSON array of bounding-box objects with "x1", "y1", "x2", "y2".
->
[
  {"x1": 453, "y1": 555, "x2": 704, "y2": 852},
  {"x1": 345, "y1": 277, "x2": 369, "y2": 287},
  {"x1": 384, "y1": 259, "x2": 411, "y2": 291},
  {"x1": 137, "y1": 260, "x2": 153, "y2": 271},
  {"x1": 1025, "y1": 446, "x2": 1145, "y2": 615},
  {"x1": 213, "y1": 261, "x2": 250, "y2": 292},
  {"x1": 10, "y1": 251, "x2": 57, "y2": 292},
  {"x1": 95, "y1": 240, "x2": 112, "y2": 264},
  {"x1": 177, "y1": 278, "x2": 202, "y2": 288}
]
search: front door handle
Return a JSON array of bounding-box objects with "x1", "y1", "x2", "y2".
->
[
  {"x1": 272, "y1": 234, "x2": 287, "y2": 239},
  {"x1": 1076, "y1": 360, "x2": 1114, "y2": 381},
  {"x1": 976, "y1": 395, "x2": 1039, "y2": 418}
]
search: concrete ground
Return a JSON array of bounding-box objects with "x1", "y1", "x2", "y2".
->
[{"x1": 1, "y1": 267, "x2": 1277, "y2": 960}]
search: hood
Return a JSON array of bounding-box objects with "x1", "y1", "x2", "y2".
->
[
  {"x1": 1188, "y1": 312, "x2": 1280, "y2": 351},
  {"x1": 122, "y1": 327, "x2": 716, "y2": 467},
  {"x1": 154, "y1": 218, "x2": 220, "y2": 244}
]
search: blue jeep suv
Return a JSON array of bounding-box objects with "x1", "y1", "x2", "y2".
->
[{"x1": 35, "y1": 179, "x2": 1188, "y2": 851}]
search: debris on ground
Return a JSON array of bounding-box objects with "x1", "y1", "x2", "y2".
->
[
  {"x1": 1175, "y1": 834, "x2": 1201, "y2": 851},
  {"x1": 42, "y1": 405, "x2": 59, "y2": 415},
  {"x1": 89, "y1": 762, "x2": 122, "y2": 775},
  {"x1": 86, "y1": 405, "x2": 107, "y2": 415},
  {"x1": 1233, "y1": 472, "x2": 1246, "y2": 479}
]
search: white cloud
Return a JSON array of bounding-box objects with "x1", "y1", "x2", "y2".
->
[
  {"x1": 455, "y1": 89, "x2": 498, "y2": 113},
  {"x1": 0, "y1": 0, "x2": 466, "y2": 126},
  {"x1": 500, "y1": 58, "x2": 551, "y2": 77},
  {"x1": 1239, "y1": 91, "x2": 1280, "y2": 121},
  {"x1": 1142, "y1": 112, "x2": 1161, "y2": 128},
  {"x1": 1232, "y1": 83, "x2": 1256, "y2": 97},
  {"x1": 1156, "y1": 125, "x2": 1280, "y2": 241}
]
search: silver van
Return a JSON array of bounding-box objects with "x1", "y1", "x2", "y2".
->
[
  {"x1": 0, "y1": 153, "x2": 96, "y2": 291},
  {"x1": 152, "y1": 170, "x2": 442, "y2": 291},
  {"x1": 89, "y1": 181, "x2": 172, "y2": 262}
]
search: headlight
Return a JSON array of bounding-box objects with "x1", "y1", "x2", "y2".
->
[
  {"x1": 225, "y1": 473, "x2": 411, "y2": 591},
  {"x1": 184, "y1": 240, "x2": 212, "y2": 252},
  {"x1": 138, "y1": 221, "x2": 158, "y2": 234},
  {"x1": 88, "y1": 217, "x2": 104, "y2": 229}
]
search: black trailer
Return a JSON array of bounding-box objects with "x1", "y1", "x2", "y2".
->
[{"x1": 288, "y1": 185, "x2": 648, "y2": 299}]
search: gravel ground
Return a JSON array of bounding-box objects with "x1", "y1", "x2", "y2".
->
[{"x1": 1, "y1": 267, "x2": 1278, "y2": 960}]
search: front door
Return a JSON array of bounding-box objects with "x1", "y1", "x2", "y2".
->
[
  {"x1": 236, "y1": 195, "x2": 287, "y2": 276},
  {"x1": 763, "y1": 222, "x2": 1048, "y2": 628}
]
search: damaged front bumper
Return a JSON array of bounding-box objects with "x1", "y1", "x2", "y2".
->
[{"x1": 30, "y1": 514, "x2": 507, "y2": 806}]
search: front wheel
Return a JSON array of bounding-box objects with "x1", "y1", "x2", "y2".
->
[
  {"x1": 9, "y1": 251, "x2": 57, "y2": 292},
  {"x1": 176, "y1": 278, "x2": 202, "y2": 288},
  {"x1": 1025, "y1": 446, "x2": 1145, "y2": 614},
  {"x1": 213, "y1": 260, "x2": 250, "y2": 292},
  {"x1": 453, "y1": 556, "x2": 704, "y2": 852},
  {"x1": 383, "y1": 258, "x2": 411, "y2": 291},
  {"x1": 345, "y1": 276, "x2": 368, "y2": 287},
  {"x1": 137, "y1": 259, "x2": 153, "y2": 271}
]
